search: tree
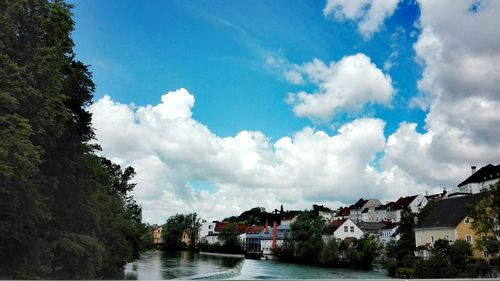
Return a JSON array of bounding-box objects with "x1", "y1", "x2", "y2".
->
[
  {"x1": 319, "y1": 239, "x2": 340, "y2": 267},
  {"x1": 289, "y1": 212, "x2": 325, "y2": 264},
  {"x1": 218, "y1": 223, "x2": 243, "y2": 254},
  {"x1": 469, "y1": 181, "x2": 500, "y2": 255},
  {"x1": 162, "y1": 214, "x2": 188, "y2": 250},
  {"x1": 449, "y1": 239, "x2": 472, "y2": 270},
  {"x1": 354, "y1": 235, "x2": 380, "y2": 269}
]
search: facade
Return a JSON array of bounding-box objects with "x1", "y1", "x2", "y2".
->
[
  {"x1": 375, "y1": 202, "x2": 393, "y2": 222},
  {"x1": 378, "y1": 223, "x2": 399, "y2": 245},
  {"x1": 199, "y1": 220, "x2": 216, "y2": 239},
  {"x1": 334, "y1": 207, "x2": 350, "y2": 221},
  {"x1": 319, "y1": 210, "x2": 335, "y2": 222},
  {"x1": 457, "y1": 164, "x2": 500, "y2": 194},
  {"x1": 331, "y1": 219, "x2": 364, "y2": 241},
  {"x1": 389, "y1": 194, "x2": 428, "y2": 222},
  {"x1": 152, "y1": 226, "x2": 163, "y2": 246},
  {"x1": 350, "y1": 199, "x2": 382, "y2": 222},
  {"x1": 415, "y1": 194, "x2": 485, "y2": 259}
]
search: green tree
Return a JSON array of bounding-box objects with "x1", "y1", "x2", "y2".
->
[
  {"x1": 354, "y1": 235, "x2": 380, "y2": 269},
  {"x1": 218, "y1": 223, "x2": 243, "y2": 254},
  {"x1": 290, "y1": 212, "x2": 325, "y2": 264},
  {"x1": 449, "y1": 239, "x2": 472, "y2": 271},
  {"x1": 469, "y1": 181, "x2": 500, "y2": 255}
]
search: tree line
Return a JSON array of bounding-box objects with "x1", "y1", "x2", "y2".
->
[{"x1": 0, "y1": 0, "x2": 149, "y2": 278}]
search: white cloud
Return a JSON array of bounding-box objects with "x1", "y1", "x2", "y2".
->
[
  {"x1": 383, "y1": 0, "x2": 500, "y2": 187},
  {"x1": 287, "y1": 54, "x2": 394, "y2": 121},
  {"x1": 90, "y1": 89, "x2": 423, "y2": 224},
  {"x1": 323, "y1": 0, "x2": 400, "y2": 39}
]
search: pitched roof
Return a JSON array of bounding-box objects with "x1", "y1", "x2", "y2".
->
[
  {"x1": 391, "y1": 195, "x2": 418, "y2": 210},
  {"x1": 457, "y1": 164, "x2": 500, "y2": 187},
  {"x1": 376, "y1": 202, "x2": 394, "y2": 210},
  {"x1": 350, "y1": 198, "x2": 367, "y2": 209},
  {"x1": 416, "y1": 193, "x2": 483, "y2": 229},
  {"x1": 214, "y1": 222, "x2": 249, "y2": 233},
  {"x1": 336, "y1": 207, "x2": 350, "y2": 216},
  {"x1": 356, "y1": 222, "x2": 386, "y2": 231},
  {"x1": 331, "y1": 219, "x2": 347, "y2": 231},
  {"x1": 243, "y1": 226, "x2": 265, "y2": 234}
]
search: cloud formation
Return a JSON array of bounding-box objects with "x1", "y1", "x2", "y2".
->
[
  {"x1": 323, "y1": 0, "x2": 400, "y2": 39},
  {"x1": 286, "y1": 53, "x2": 394, "y2": 121},
  {"x1": 384, "y1": 0, "x2": 500, "y2": 186},
  {"x1": 90, "y1": 89, "x2": 427, "y2": 224}
]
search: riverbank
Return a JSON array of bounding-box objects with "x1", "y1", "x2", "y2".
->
[{"x1": 199, "y1": 251, "x2": 245, "y2": 258}]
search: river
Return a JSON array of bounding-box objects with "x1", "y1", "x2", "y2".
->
[{"x1": 122, "y1": 250, "x2": 391, "y2": 280}]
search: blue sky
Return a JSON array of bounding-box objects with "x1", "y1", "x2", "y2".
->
[
  {"x1": 76, "y1": 0, "x2": 500, "y2": 223},
  {"x1": 70, "y1": 0, "x2": 424, "y2": 139}
]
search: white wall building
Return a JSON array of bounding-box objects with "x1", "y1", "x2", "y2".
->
[
  {"x1": 457, "y1": 164, "x2": 500, "y2": 194},
  {"x1": 332, "y1": 219, "x2": 364, "y2": 241}
]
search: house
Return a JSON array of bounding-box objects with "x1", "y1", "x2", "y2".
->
[
  {"x1": 349, "y1": 199, "x2": 382, "y2": 222},
  {"x1": 356, "y1": 221, "x2": 387, "y2": 236},
  {"x1": 281, "y1": 211, "x2": 298, "y2": 225},
  {"x1": 378, "y1": 222, "x2": 399, "y2": 245},
  {"x1": 198, "y1": 220, "x2": 216, "y2": 240},
  {"x1": 375, "y1": 202, "x2": 394, "y2": 222},
  {"x1": 152, "y1": 226, "x2": 163, "y2": 246},
  {"x1": 260, "y1": 223, "x2": 291, "y2": 255},
  {"x1": 389, "y1": 194, "x2": 428, "y2": 222},
  {"x1": 415, "y1": 193, "x2": 487, "y2": 259},
  {"x1": 333, "y1": 207, "x2": 350, "y2": 221},
  {"x1": 331, "y1": 219, "x2": 363, "y2": 241},
  {"x1": 203, "y1": 222, "x2": 248, "y2": 245},
  {"x1": 457, "y1": 164, "x2": 500, "y2": 194},
  {"x1": 239, "y1": 225, "x2": 265, "y2": 251},
  {"x1": 425, "y1": 190, "x2": 447, "y2": 202},
  {"x1": 319, "y1": 210, "x2": 335, "y2": 222}
]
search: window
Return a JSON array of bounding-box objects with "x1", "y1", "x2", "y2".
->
[
  {"x1": 466, "y1": 235, "x2": 472, "y2": 243},
  {"x1": 464, "y1": 218, "x2": 470, "y2": 224},
  {"x1": 445, "y1": 235, "x2": 449, "y2": 240},
  {"x1": 350, "y1": 226, "x2": 354, "y2": 232},
  {"x1": 344, "y1": 226, "x2": 348, "y2": 232},
  {"x1": 431, "y1": 236, "x2": 434, "y2": 243},
  {"x1": 483, "y1": 251, "x2": 489, "y2": 258}
]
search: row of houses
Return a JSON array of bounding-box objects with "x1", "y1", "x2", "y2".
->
[{"x1": 154, "y1": 164, "x2": 500, "y2": 260}]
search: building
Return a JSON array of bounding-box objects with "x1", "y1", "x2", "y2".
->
[
  {"x1": 378, "y1": 222, "x2": 399, "y2": 245},
  {"x1": 415, "y1": 194, "x2": 487, "y2": 259},
  {"x1": 319, "y1": 210, "x2": 335, "y2": 222},
  {"x1": 331, "y1": 219, "x2": 363, "y2": 241},
  {"x1": 349, "y1": 199, "x2": 382, "y2": 222},
  {"x1": 260, "y1": 223, "x2": 291, "y2": 255},
  {"x1": 152, "y1": 226, "x2": 163, "y2": 246},
  {"x1": 375, "y1": 202, "x2": 394, "y2": 222},
  {"x1": 239, "y1": 225, "x2": 265, "y2": 251},
  {"x1": 457, "y1": 164, "x2": 500, "y2": 194},
  {"x1": 333, "y1": 207, "x2": 350, "y2": 221},
  {"x1": 199, "y1": 220, "x2": 216, "y2": 239},
  {"x1": 389, "y1": 194, "x2": 428, "y2": 222}
]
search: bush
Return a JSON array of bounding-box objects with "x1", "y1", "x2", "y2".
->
[
  {"x1": 395, "y1": 267, "x2": 415, "y2": 278},
  {"x1": 385, "y1": 260, "x2": 398, "y2": 277}
]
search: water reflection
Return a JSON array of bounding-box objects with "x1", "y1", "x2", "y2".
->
[{"x1": 122, "y1": 250, "x2": 241, "y2": 280}]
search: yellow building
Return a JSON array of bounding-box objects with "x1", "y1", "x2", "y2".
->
[
  {"x1": 152, "y1": 226, "x2": 163, "y2": 246},
  {"x1": 415, "y1": 193, "x2": 492, "y2": 260},
  {"x1": 181, "y1": 229, "x2": 191, "y2": 246}
]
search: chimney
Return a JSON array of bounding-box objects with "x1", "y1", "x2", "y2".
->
[
  {"x1": 425, "y1": 190, "x2": 429, "y2": 196},
  {"x1": 471, "y1": 166, "x2": 477, "y2": 175},
  {"x1": 265, "y1": 220, "x2": 269, "y2": 233},
  {"x1": 272, "y1": 221, "x2": 277, "y2": 249}
]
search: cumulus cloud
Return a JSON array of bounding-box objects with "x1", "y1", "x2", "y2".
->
[
  {"x1": 90, "y1": 89, "x2": 426, "y2": 224},
  {"x1": 323, "y1": 0, "x2": 400, "y2": 39},
  {"x1": 287, "y1": 53, "x2": 395, "y2": 121},
  {"x1": 384, "y1": 0, "x2": 500, "y2": 187}
]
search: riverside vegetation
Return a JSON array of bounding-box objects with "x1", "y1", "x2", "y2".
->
[{"x1": 0, "y1": 0, "x2": 151, "y2": 278}]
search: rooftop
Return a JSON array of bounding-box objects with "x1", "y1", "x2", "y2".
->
[{"x1": 457, "y1": 164, "x2": 500, "y2": 187}]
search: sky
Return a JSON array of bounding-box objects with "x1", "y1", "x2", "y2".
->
[{"x1": 68, "y1": 0, "x2": 500, "y2": 224}]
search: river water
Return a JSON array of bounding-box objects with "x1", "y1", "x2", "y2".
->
[{"x1": 122, "y1": 250, "x2": 391, "y2": 280}]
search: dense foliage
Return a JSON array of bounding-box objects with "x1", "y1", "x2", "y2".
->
[
  {"x1": 223, "y1": 207, "x2": 281, "y2": 226},
  {"x1": 469, "y1": 181, "x2": 500, "y2": 256},
  {"x1": 198, "y1": 223, "x2": 244, "y2": 254},
  {"x1": 162, "y1": 213, "x2": 201, "y2": 250},
  {"x1": 0, "y1": 0, "x2": 148, "y2": 278},
  {"x1": 274, "y1": 212, "x2": 380, "y2": 269}
]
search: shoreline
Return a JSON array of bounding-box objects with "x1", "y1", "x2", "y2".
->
[{"x1": 199, "y1": 251, "x2": 245, "y2": 258}]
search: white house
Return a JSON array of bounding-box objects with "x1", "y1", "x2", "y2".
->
[
  {"x1": 388, "y1": 194, "x2": 428, "y2": 222},
  {"x1": 378, "y1": 223, "x2": 399, "y2": 245},
  {"x1": 319, "y1": 210, "x2": 335, "y2": 222},
  {"x1": 331, "y1": 219, "x2": 363, "y2": 241},
  {"x1": 350, "y1": 199, "x2": 382, "y2": 222},
  {"x1": 457, "y1": 164, "x2": 500, "y2": 194},
  {"x1": 199, "y1": 220, "x2": 216, "y2": 239}
]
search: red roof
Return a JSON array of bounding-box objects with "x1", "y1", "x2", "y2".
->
[
  {"x1": 330, "y1": 219, "x2": 347, "y2": 231},
  {"x1": 343, "y1": 237, "x2": 357, "y2": 246},
  {"x1": 243, "y1": 226, "x2": 265, "y2": 234},
  {"x1": 391, "y1": 195, "x2": 417, "y2": 210},
  {"x1": 336, "y1": 207, "x2": 350, "y2": 216},
  {"x1": 214, "y1": 222, "x2": 249, "y2": 233}
]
